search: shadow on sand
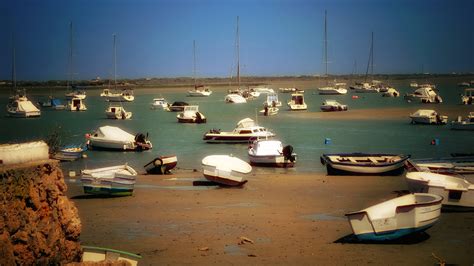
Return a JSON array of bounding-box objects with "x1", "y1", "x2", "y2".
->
[
  {"x1": 71, "y1": 194, "x2": 130, "y2": 200},
  {"x1": 334, "y1": 231, "x2": 430, "y2": 245}
]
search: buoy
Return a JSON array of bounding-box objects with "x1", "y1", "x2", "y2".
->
[
  {"x1": 324, "y1": 138, "x2": 332, "y2": 145},
  {"x1": 69, "y1": 171, "x2": 76, "y2": 177},
  {"x1": 430, "y1": 138, "x2": 440, "y2": 146},
  {"x1": 352, "y1": 95, "x2": 359, "y2": 99}
]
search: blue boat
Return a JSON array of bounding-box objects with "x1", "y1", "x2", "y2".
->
[{"x1": 52, "y1": 145, "x2": 87, "y2": 161}]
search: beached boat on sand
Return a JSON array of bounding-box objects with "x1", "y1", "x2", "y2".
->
[
  {"x1": 203, "y1": 118, "x2": 275, "y2": 143},
  {"x1": 144, "y1": 155, "x2": 178, "y2": 174},
  {"x1": 82, "y1": 246, "x2": 141, "y2": 266},
  {"x1": 86, "y1": 126, "x2": 152, "y2": 151},
  {"x1": 346, "y1": 193, "x2": 442, "y2": 241},
  {"x1": 405, "y1": 156, "x2": 474, "y2": 176},
  {"x1": 81, "y1": 164, "x2": 137, "y2": 196},
  {"x1": 406, "y1": 172, "x2": 474, "y2": 210},
  {"x1": 202, "y1": 155, "x2": 251, "y2": 186},
  {"x1": 320, "y1": 153, "x2": 410, "y2": 175},
  {"x1": 248, "y1": 139, "x2": 296, "y2": 167}
]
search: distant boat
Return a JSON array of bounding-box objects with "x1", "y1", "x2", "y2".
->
[
  {"x1": 187, "y1": 41, "x2": 212, "y2": 97},
  {"x1": 150, "y1": 97, "x2": 169, "y2": 110},
  {"x1": 259, "y1": 106, "x2": 279, "y2": 116},
  {"x1": 201, "y1": 155, "x2": 251, "y2": 186},
  {"x1": 248, "y1": 139, "x2": 296, "y2": 167},
  {"x1": 461, "y1": 88, "x2": 474, "y2": 105},
  {"x1": 287, "y1": 93, "x2": 307, "y2": 110},
  {"x1": 52, "y1": 144, "x2": 87, "y2": 161},
  {"x1": 382, "y1": 87, "x2": 400, "y2": 97},
  {"x1": 404, "y1": 87, "x2": 442, "y2": 103},
  {"x1": 106, "y1": 89, "x2": 135, "y2": 102},
  {"x1": 66, "y1": 97, "x2": 87, "y2": 111},
  {"x1": 320, "y1": 153, "x2": 410, "y2": 175},
  {"x1": 176, "y1": 105, "x2": 206, "y2": 123},
  {"x1": 345, "y1": 193, "x2": 442, "y2": 241},
  {"x1": 409, "y1": 82, "x2": 418, "y2": 88},
  {"x1": 86, "y1": 126, "x2": 152, "y2": 151},
  {"x1": 409, "y1": 109, "x2": 447, "y2": 125},
  {"x1": 144, "y1": 155, "x2": 178, "y2": 174},
  {"x1": 263, "y1": 92, "x2": 282, "y2": 107},
  {"x1": 458, "y1": 82, "x2": 470, "y2": 87},
  {"x1": 451, "y1": 112, "x2": 474, "y2": 130},
  {"x1": 320, "y1": 99, "x2": 347, "y2": 112},
  {"x1": 105, "y1": 105, "x2": 132, "y2": 120},
  {"x1": 167, "y1": 101, "x2": 189, "y2": 112},
  {"x1": 225, "y1": 93, "x2": 247, "y2": 103},
  {"x1": 406, "y1": 172, "x2": 474, "y2": 210},
  {"x1": 65, "y1": 23, "x2": 86, "y2": 100},
  {"x1": 82, "y1": 246, "x2": 141, "y2": 266},
  {"x1": 81, "y1": 164, "x2": 137, "y2": 196},
  {"x1": 203, "y1": 118, "x2": 275, "y2": 144}
]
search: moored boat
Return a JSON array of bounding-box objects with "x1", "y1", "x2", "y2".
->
[
  {"x1": 188, "y1": 85, "x2": 212, "y2": 97},
  {"x1": 144, "y1": 155, "x2": 178, "y2": 174},
  {"x1": 404, "y1": 87, "x2": 442, "y2": 103},
  {"x1": 248, "y1": 139, "x2": 296, "y2": 167},
  {"x1": 382, "y1": 87, "x2": 400, "y2": 97},
  {"x1": 82, "y1": 246, "x2": 141, "y2": 266},
  {"x1": 409, "y1": 109, "x2": 447, "y2": 125},
  {"x1": 320, "y1": 153, "x2": 410, "y2": 175},
  {"x1": 320, "y1": 99, "x2": 347, "y2": 112},
  {"x1": 201, "y1": 155, "x2": 251, "y2": 186},
  {"x1": 345, "y1": 193, "x2": 442, "y2": 241},
  {"x1": 259, "y1": 106, "x2": 279, "y2": 116},
  {"x1": 67, "y1": 97, "x2": 87, "y2": 111},
  {"x1": 176, "y1": 105, "x2": 206, "y2": 123},
  {"x1": 167, "y1": 101, "x2": 189, "y2": 112},
  {"x1": 451, "y1": 112, "x2": 474, "y2": 130},
  {"x1": 151, "y1": 97, "x2": 169, "y2": 109},
  {"x1": 80, "y1": 164, "x2": 137, "y2": 196},
  {"x1": 405, "y1": 172, "x2": 474, "y2": 210},
  {"x1": 405, "y1": 156, "x2": 474, "y2": 176},
  {"x1": 225, "y1": 93, "x2": 247, "y2": 103},
  {"x1": 7, "y1": 97, "x2": 41, "y2": 118},
  {"x1": 461, "y1": 88, "x2": 474, "y2": 105},
  {"x1": 203, "y1": 118, "x2": 275, "y2": 143},
  {"x1": 86, "y1": 126, "x2": 152, "y2": 151},
  {"x1": 52, "y1": 144, "x2": 87, "y2": 161},
  {"x1": 287, "y1": 93, "x2": 307, "y2": 110},
  {"x1": 105, "y1": 105, "x2": 132, "y2": 120}
]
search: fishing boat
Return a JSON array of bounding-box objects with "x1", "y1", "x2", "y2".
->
[
  {"x1": 409, "y1": 109, "x2": 447, "y2": 125},
  {"x1": 66, "y1": 97, "x2": 87, "y2": 111},
  {"x1": 144, "y1": 155, "x2": 178, "y2": 174},
  {"x1": 405, "y1": 156, "x2": 474, "y2": 176},
  {"x1": 405, "y1": 172, "x2": 474, "y2": 210},
  {"x1": 248, "y1": 139, "x2": 296, "y2": 167},
  {"x1": 82, "y1": 246, "x2": 141, "y2": 266},
  {"x1": 150, "y1": 97, "x2": 169, "y2": 109},
  {"x1": 320, "y1": 153, "x2": 410, "y2": 175},
  {"x1": 7, "y1": 97, "x2": 41, "y2": 118},
  {"x1": 320, "y1": 99, "x2": 348, "y2": 112},
  {"x1": 461, "y1": 88, "x2": 474, "y2": 105},
  {"x1": 52, "y1": 144, "x2": 87, "y2": 161},
  {"x1": 259, "y1": 106, "x2": 279, "y2": 116},
  {"x1": 176, "y1": 105, "x2": 206, "y2": 123},
  {"x1": 404, "y1": 87, "x2": 442, "y2": 103},
  {"x1": 86, "y1": 126, "x2": 152, "y2": 151},
  {"x1": 203, "y1": 118, "x2": 275, "y2": 143},
  {"x1": 105, "y1": 105, "x2": 132, "y2": 120},
  {"x1": 451, "y1": 112, "x2": 474, "y2": 130},
  {"x1": 287, "y1": 93, "x2": 307, "y2": 110},
  {"x1": 201, "y1": 155, "x2": 251, "y2": 186},
  {"x1": 382, "y1": 87, "x2": 400, "y2": 97},
  {"x1": 167, "y1": 101, "x2": 189, "y2": 112},
  {"x1": 263, "y1": 93, "x2": 282, "y2": 107},
  {"x1": 345, "y1": 193, "x2": 442, "y2": 241},
  {"x1": 225, "y1": 93, "x2": 247, "y2": 103},
  {"x1": 80, "y1": 164, "x2": 137, "y2": 196}
]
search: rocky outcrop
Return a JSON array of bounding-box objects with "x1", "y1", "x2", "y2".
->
[{"x1": 0, "y1": 160, "x2": 82, "y2": 264}]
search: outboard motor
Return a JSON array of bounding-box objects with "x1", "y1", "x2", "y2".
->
[
  {"x1": 135, "y1": 133, "x2": 146, "y2": 144},
  {"x1": 195, "y1": 112, "x2": 203, "y2": 123},
  {"x1": 282, "y1": 145, "x2": 296, "y2": 162}
]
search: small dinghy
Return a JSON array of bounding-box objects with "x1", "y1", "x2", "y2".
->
[
  {"x1": 82, "y1": 246, "x2": 141, "y2": 266},
  {"x1": 320, "y1": 153, "x2": 410, "y2": 175},
  {"x1": 405, "y1": 156, "x2": 474, "y2": 176},
  {"x1": 144, "y1": 155, "x2": 178, "y2": 174},
  {"x1": 201, "y1": 155, "x2": 251, "y2": 187},
  {"x1": 406, "y1": 172, "x2": 474, "y2": 210},
  {"x1": 345, "y1": 193, "x2": 443, "y2": 241},
  {"x1": 52, "y1": 144, "x2": 87, "y2": 161},
  {"x1": 81, "y1": 164, "x2": 137, "y2": 196}
]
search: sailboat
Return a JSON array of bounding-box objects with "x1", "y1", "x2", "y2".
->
[
  {"x1": 353, "y1": 32, "x2": 380, "y2": 93},
  {"x1": 317, "y1": 11, "x2": 347, "y2": 95},
  {"x1": 6, "y1": 36, "x2": 41, "y2": 118},
  {"x1": 104, "y1": 34, "x2": 135, "y2": 102},
  {"x1": 188, "y1": 40, "x2": 212, "y2": 97},
  {"x1": 65, "y1": 22, "x2": 87, "y2": 100},
  {"x1": 225, "y1": 16, "x2": 247, "y2": 104}
]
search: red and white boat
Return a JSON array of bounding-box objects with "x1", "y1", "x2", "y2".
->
[{"x1": 201, "y1": 155, "x2": 251, "y2": 187}]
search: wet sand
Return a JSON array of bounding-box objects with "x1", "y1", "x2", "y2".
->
[{"x1": 66, "y1": 170, "x2": 473, "y2": 265}]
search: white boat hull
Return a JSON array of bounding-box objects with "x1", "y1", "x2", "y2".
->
[{"x1": 248, "y1": 154, "x2": 295, "y2": 167}]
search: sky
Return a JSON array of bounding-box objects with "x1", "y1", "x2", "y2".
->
[{"x1": 0, "y1": 0, "x2": 473, "y2": 81}]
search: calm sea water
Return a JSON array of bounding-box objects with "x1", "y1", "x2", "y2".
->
[{"x1": 1, "y1": 80, "x2": 473, "y2": 174}]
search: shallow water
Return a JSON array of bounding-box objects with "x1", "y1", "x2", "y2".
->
[{"x1": 1, "y1": 80, "x2": 472, "y2": 173}]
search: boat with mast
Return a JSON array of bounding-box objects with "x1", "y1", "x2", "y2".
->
[
  {"x1": 188, "y1": 40, "x2": 212, "y2": 97},
  {"x1": 64, "y1": 22, "x2": 86, "y2": 100},
  {"x1": 317, "y1": 11, "x2": 347, "y2": 95},
  {"x1": 352, "y1": 32, "x2": 380, "y2": 93},
  {"x1": 225, "y1": 16, "x2": 247, "y2": 104}
]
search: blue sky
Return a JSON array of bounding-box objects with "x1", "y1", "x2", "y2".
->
[{"x1": 0, "y1": 0, "x2": 472, "y2": 80}]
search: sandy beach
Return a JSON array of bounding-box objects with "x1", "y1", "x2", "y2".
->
[{"x1": 66, "y1": 170, "x2": 474, "y2": 265}]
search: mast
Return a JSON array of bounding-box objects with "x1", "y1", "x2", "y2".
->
[
  {"x1": 113, "y1": 34, "x2": 117, "y2": 90},
  {"x1": 11, "y1": 33, "x2": 16, "y2": 90},
  {"x1": 193, "y1": 40, "x2": 196, "y2": 88},
  {"x1": 236, "y1": 16, "x2": 240, "y2": 89},
  {"x1": 364, "y1": 31, "x2": 373, "y2": 82},
  {"x1": 324, "y1": 10, "x2": 328, "y2": 78},
  {"x1": 68, "y1": 21, "x2": 73, "y2": 89}
]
